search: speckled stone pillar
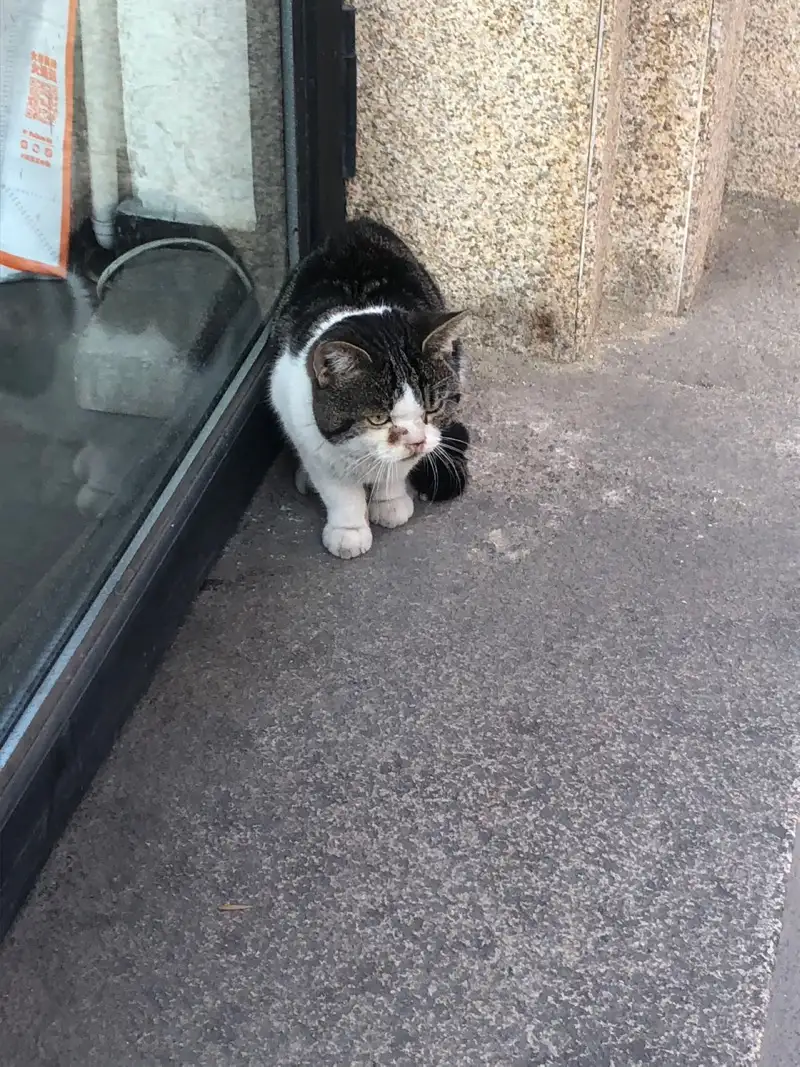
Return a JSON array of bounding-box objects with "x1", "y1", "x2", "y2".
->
[
  {"x1": 575, "y1": 0, "x2": 632, "y2": 351},
  {"x1": 349, "y1": 0, "x2": 750, "y2": 358},
  {"x1": 728, "y1": 1, "x2": 800, "y2": 205},
  {"x1": 604, "y1": 0, "x2": 750, "y2": 316},
  {"x1": 348, "y1": 1, "x2": 630, "y2": 361},
  {"x1": 679, "y1": 0, "x2": 750, "y2": 308}
]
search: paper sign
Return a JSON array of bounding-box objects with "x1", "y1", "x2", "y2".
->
[{"x1": 0, "y1": 0, "x2": 77, "y2": 279}]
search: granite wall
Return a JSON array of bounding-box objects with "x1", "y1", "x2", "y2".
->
[
  {"x1": 604, "y1": 0, "x2": 749, "y2": 315},
  {"x1": 347, "y1": 1, "x2": 613, "y2": 360},
  {"x1": 680, "y1": 0, "x2": 750, "y2": 308},
  {"x1": 727, "y1": 1, "x2": 800, "y2": 204},
  {"x1": 349, "y1": 0, "x2": 791, "y2": 357}
]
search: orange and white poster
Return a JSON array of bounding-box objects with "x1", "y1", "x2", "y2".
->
[{"x1": 0, "y1": 0, "x2": 77, "y2": 279}]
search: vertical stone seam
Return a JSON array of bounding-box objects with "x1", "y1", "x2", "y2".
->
[
  {"x1": 676, "y1": 0, "x2": 716, "y2": 313},
  {"x1": 575, "y1": 0, "x2": 608, "y2": 346}
]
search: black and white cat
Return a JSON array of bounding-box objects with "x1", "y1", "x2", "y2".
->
[{"x1": 268, "y1": 218, "x2": 470, "y2": 559}]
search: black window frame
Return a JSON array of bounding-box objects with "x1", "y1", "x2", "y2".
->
[{"x1": 0, "y1": 0, "x2": 350, "y2": 938}]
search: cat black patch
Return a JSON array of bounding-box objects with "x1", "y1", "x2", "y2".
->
[{"x1": 410, "y1": 421, "x2": 470, "y2": 502}]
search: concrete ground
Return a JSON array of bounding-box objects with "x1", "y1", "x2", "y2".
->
[{"x1": 1, "y1": 199, "x2": 799, "y2": 1066}]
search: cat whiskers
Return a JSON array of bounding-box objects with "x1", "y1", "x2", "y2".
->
[
  {"x1": 439, "y1": 432, "x2": 481, "y2": 452},
  {"x1": 433, "y1": 445, "x2": 460, "y2": 485},
  {"x1": 341, "y1": 453, "x2": 381, "y2": 485},
  {"x1": 367, "y1": 457, "x2": 394, "y2": 506},
  {"x1": 339, "y1": 452, "x2": 392, "y2": 499},
  {"x1": 426, "y1": 448, "x2": 441, "y2": 501}
]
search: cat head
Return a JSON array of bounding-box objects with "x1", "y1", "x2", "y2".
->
[{"x1": 307, "y1": 308, "x2": 467, "y2": 463}]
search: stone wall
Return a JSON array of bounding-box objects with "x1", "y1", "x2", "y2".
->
[
  {"x1": 348, "y1": 0, "x2": 794, "y2": 359},
  {"x1": 727, "y1": 1, "x2": 800, "y2": 204},
  {"x1": 348, "y1": 1, "x2": 615, "y2": 360},
  {"x1": 604, "y1": 0, "x2": 749, "y2": 315}
]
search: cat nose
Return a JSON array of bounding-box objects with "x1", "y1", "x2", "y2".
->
[
  {"x1": 402, "y1": 431, "x2": 426, "y2": 450},
  {"x1": 393, "y1": 425, "x2": 426, "y2": 448}
]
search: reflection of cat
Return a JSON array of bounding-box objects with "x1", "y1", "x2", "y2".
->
[
  {"x1": 1, "y1": 215, "x2": 259, "y2": 518},
  {"x1": 0, "y1": 270, "x2": 92, "y2": 407},
  {"x1": 0, "y1": 270, "x2": 91, "y2": 503},
  {"x1": 0, "y1": 267, "x2": 144, "y2": 515},
  {"x1": 0, "y1": 271, "x2": 142, "y2": 656}
]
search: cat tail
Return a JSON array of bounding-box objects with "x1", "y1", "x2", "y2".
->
[{"x1": 409, "y1": 421, "x2": 470, "y2": 502}]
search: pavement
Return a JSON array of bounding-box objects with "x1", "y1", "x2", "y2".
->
[{"x1": 0, "y1": 199, "x2": 799, "y2": 1066}]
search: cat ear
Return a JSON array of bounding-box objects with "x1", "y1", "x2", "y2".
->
[
  {"x1": 311, "y1": 341, "x2": 371, "y2": 387},
  {"x1": 418, "y1": 310, "x2": 469, "y2": 354}
]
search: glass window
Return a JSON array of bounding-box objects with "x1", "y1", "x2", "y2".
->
[{"x1": 0, "y1": 0, "x2": 288, "y2": 740}]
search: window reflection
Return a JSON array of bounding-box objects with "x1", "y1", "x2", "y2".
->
[{"x1": 0, "y1": 0, "x2": 287, "y2": 734}]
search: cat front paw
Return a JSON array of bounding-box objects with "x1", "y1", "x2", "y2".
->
[
  {"x1": 369, "y1": 493, "x2": 414, "y2": 528},
  {"x1": 72, "y1": 443, "x2": 122, "y2": 516},
  {"x1": 322, "y1": 522, "x2": 373, "y2": 559}
]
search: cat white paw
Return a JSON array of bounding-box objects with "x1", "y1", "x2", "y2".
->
[
  {"x1": 73, "y1": 443, "x2": 122, "y2": 516},
  {"x1": 322, "y1": 523, "x2": 373, "y2": 559},
  {"x1": 369, "y1": 493, "x2": 414, "y2": 529},
  {"x1": 75, "y1": 484, "x2": 115, "y2": 517}
]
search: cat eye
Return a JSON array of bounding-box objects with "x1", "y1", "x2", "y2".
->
[
  {"x1": 425, "y1": 397, "x2": 446, "y2": 415},
  {"x1": 365, "y1": 413, "x2": 390, "y2": 427}
]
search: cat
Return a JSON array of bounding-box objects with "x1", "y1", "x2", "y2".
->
[{"x1": 267, "y1": 217, "x2": 470, "y2": 559}]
